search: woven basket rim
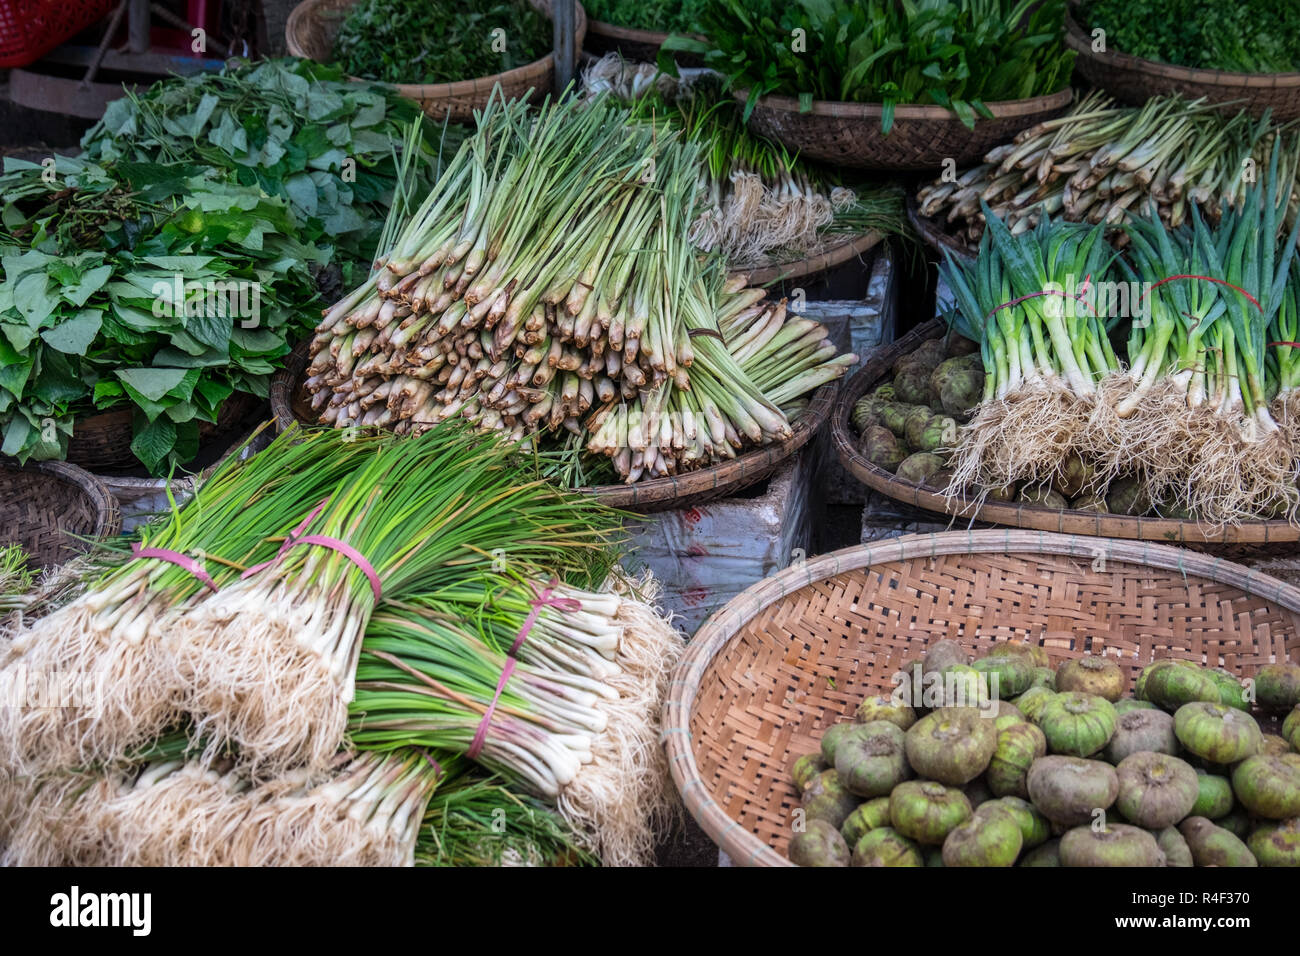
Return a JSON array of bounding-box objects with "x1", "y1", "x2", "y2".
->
[
  {"x1": 285, "y1": 0, "x2": 586, "y2": 96},
  {"x1": 664, "y1": 528, "x2": 1300, "y2": 866},
  {"x1": 1065, "y1": 11, "x2": 1300, "y2": 86},
  {"x1": 906, "y1": 191, "x2": 976, "y2": 264},
  {"x1": 736, "y1": 85, "x2": 1074, "y2": 121},
  {"x1": 1, "y1": 458, "x2": 122, "y2": 566},
  {"x1": 729, "y1": 229, "x2": 882, "y2": 286},
  {"x1": 585, "y1": 18, "x2": 705, "y2": 45},
  {"x1": 269, "y1": 341, "x2": 836, "y2": 511},
  {"x1": 831, "y1": 319, "x2": 1300, "y2": 544}
]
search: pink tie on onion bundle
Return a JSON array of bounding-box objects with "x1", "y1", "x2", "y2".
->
[{"x1": 467, "y1": 579, "x2": 583, "y2": 760}]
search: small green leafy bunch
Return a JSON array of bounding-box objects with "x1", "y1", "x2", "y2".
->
[
  {"x1": 1082, "y1": 0, "x2": 1300, "y2": 73},
  {"x1": 665, "y1": 0, "x2": 1074, "y2": 131},
  {"x1": 0, "y1": 157, "x2": 324, "y2": 473},
  {"x1": 332, "y1": 0, "x2": 552, "y2": 85},
  {"x1": 81, "y1": 58, "x2": 444, "y2": 271},
  {"x1": 584, "y1": 0, "x2": 709, "y2": 33}
]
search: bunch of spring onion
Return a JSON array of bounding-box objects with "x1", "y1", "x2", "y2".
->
[
  {"x1": 940, "y1": 209, "x2": 1122, "y2": 496},
  {"x1": 582, "y1": 55, "x2": 858, "y2": 266},
  {"x1": 307, "y1": 92, "x2": 855, "y2": 483},
  {"x1": 0, "y1": 546, "x2": 34, "y2": 621},
  {"x1": 171, "y1": 422, "x2": 621, "y2": 776},
  {"x1": 1114, "y1": 149, "x2": 1300, "y2": 524},
  {"x1": 917, "y1": 92, "x2": 1300, "y2": 245},
  {"x1": 349, "y1": 567, "x2": 682, "y2": 866},
  {"x1": 4, "y1": 746, "x2": 449, "y2": 867},
  {"x1": 1272, "y1": 256, "x2": 1300, "y2": 427},
  {"x1": 0, "y1": 428, "x2": 381, "y2": 778},
  {"x1": 416, "y1": 773, "x2": 595, "y2": 866}
]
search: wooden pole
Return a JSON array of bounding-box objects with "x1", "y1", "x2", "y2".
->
[{"x1": 552, "y1": 0, "x2": 575, "y2": 94}]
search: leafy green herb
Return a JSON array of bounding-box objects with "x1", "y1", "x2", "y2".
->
[
  {"x1": 0, "y1": 156, "x2": 323, "y2": 473},
  {"x1": 1081, "y1": 0, "x2": 1300, "y2": 74},
  {"x1": 663, "y1": 0, "x2": 1075, "y2": 131},
  {"x1": 331, "y1": 0, "x2": 551, "y2": 85},
  {"x1": 584, "y1": 0, "x2": 707, "y2": 32}
]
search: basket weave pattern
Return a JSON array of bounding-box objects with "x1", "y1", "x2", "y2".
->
[
  {"x1": 285, "y1": 0, "x2": 586, "y2": 122},
  {"x1": 1065, "y1": 13, "x2": 1300, "y2": 120},
  {"x1": 739, "y1": 88, "x2": 1073, "y2": 170},
  {"x1": 0, "y1": 460, "x2": 120, "y2": 569},
  {"x1": 665, "y1": 530, "x2": 1300, "y2": 866},
  {"x1": 831, "y1": 319, "x2": 1300, "y2": 549}
]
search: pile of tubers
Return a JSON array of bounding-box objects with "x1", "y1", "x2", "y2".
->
[{"x1": 788, "y1": 645, "x2": 1300, "y2": 866}]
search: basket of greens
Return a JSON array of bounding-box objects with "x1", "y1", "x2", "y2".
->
[
  {"x1": 662, "y1": 0, "x2": 1075, "y2": 170},
  {"x1": 286, "y1": 0, "x2": 585, "y2": 122},
  {"x1": 582, "y1": 0, "x2": 705, "y2": 63},
  {"x1": 1067, "y1": 3, "x2": 1300, "y2": 120}
]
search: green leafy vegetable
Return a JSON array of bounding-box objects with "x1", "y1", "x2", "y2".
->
[{"x1": 584, "y1": 0, "x2": 707, "y2": 32}]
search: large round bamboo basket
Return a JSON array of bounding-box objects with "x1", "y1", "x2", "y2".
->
[
  {"x1": 833, "y1": 320, "x2": 1300, "y2": 552},
  {"x1": 0, "y1": 459, "x2": 120, "y2": 569},
  {"x1": 285, "y1": 0, "x2": 587, "y2": 122},
  {"x1": 664, "y1": 530, "x2": 1300, "y2": 865},
  {"x1": 732, "y1": 230, "x2": 883, "y2": 287},
  {"x1": 736, "y1": 88, "x2": 1073, "y2": 170},
  {"x1": 906, "y1": 192, "x2": 976, "y2": 266},
  {"x1": 1065, "y1": 12, "x2": 1300, "y2": 120},
  {"x1": 269, "y1": 340, "x2": 836, "y2": 511},
  {"x1": 583, "y1": 19, "x2": 704, "y2": 65}
]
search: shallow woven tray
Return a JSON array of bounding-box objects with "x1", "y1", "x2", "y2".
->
[
  {"x1": 737, "y1": 88, "x2": 1073, "y2": 170},
  {"x1": 833, "y1": 320, "x2": 1300, "y2": 552},
  {"x1": 664, "y1": 529, "x2": 1300, "y2": 866},
  {"x1": 1065, "y1": 12, "x2": 1300, "y2": 120},
  {"x1": 270, "y1": 341, "x2": 835, "y2": 512},
  {"x1": 0, "y1": 460, "x2": 121, "y2": 569},
  {"x1": 65, "y1": 390, "x2": 262, "y2": 474},
  {"x1": 285, "y1": 0, "x2": 586, "y2": 122},
  {"x1": 729, "y1": 230, "x2": 882, "y2": 287}
]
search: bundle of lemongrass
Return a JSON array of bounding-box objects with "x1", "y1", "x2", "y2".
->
[
  {"x1": 918, "y1": 92, "x2": 1300, "y2": 245},
  {"x1": 581, "y1": 55, "x2": 857, "y2": 266},
  {"x1": 307, "y1": 93, "x2": 855, "y2": 483},
  {"x1": 940, "y1": 149, "x2": 1300, "y2": 528}
]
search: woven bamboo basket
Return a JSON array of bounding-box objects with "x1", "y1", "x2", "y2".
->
[
  {"x1": 832, "y1": 320, "x2": 1300, "y2": 552},
  {"x1": 731, "y1": 230, "x2": 882, "y2": 287},
  {"x1": 583, "y1": 19, "x2": 704, "y2": 65},
  {"x1": 1065, "y1": 12, "x2": 1300, "y2": 120},
  {"x1": 270, "y1": 340, "x2": 835, "y2": 511},
  {"x1": 664, "y1": 529, "x2": 1300, "y2": 866},
  {"x1": 736, "y1": 87, "x2": 1073, "y2": 170},
  {"x1": 0, "y1": 460, "x2": 121, "y2": 569},
  {"x1": 65, "y1": 390, "x2": 262, "y2": 473},
  {"x1": 285, "y1": 0, "x2": 586, "y2": 122},
  {"x1": 906, "y1": 192, "x2": 975, "y2": 266}
]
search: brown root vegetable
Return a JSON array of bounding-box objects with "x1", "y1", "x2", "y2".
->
[
  {"x1": 996, "y1": 795, "x2": 1051, "y2": 848},
  {"x1": 889, "y1": 780, "x2": 973, "y2": 845},
  {"x1": 854, "y1": 695, "x2": 916, "y2": 730},
  {"x1": 1059, "y1": 823, "x2": 1164, "y2": 866},
  {"x1": 1115, "y1": 752, "x2": 1199, "y2": 829},
  {"x1": 850, "y1": 827, "x2": 924, "y2": 866},
  {"x1": 1141, "y1": 662, "x2": 1221, "y2": 711},
  {"x1": 1052, "y1": 453, "x2": 1094, "y2": 499},
  {"x1": 834, "y1": 721, "x2": 913, "y2": 797},
  {"x1": 791, "y1": 753, "x2": 827, "y2": 792},
  {"x1": 1105, "y1": 708, "x2": 1179, "y2": 764},
  {"x1": 1014, "y1": 686, "x2": 1057, "y2": 723},
  {"x1": 1246, "y1": 817, "x2": 1300, "y2": 867},
  {"x1": 904, "y1": 707, "x2": 998, "y2": 785},
  {"x1": 1018, "y1": 485, "x2": 1068, "y2": 510},
  {"x1": 896, "y1": 452, "x2": 947, "y2": 486},
  {"x1": 1230, "y1": 753, "x2": 1300, "y2": 819},
  {"x1": 972, "y1": 654, "x2": 1036, "y2": 697},
  {"x1": 1153, "y1": 826, "x2": 1193, "y2": 867},
  {"x1": 801, "y1": 769, "x2": 859, "y2": 829},
  {"x1": 1173, "y1": 702, "x2": 1262, "y2": 764},
  {"x1": 894, "y1": 362, "x2": 936, "y2": 406},
  {"x1": 819, "y1": 723, "x2": 857, "y2": 765},
  {"x1": 1056, "y1": 657, "x2": 1125, "y2": 702},
  {"x1": 788, "y1": 819, "x2": 850, "y2": 866},
  {"x1": 1027, "y1": 756, "x2": 1119, "y2": 826},
  {"x1": 1191, "y1": 770, "x2": 1235, "y2": 819},
  {"x1": 922, "y1": 639, "x2": 968, "y2": 675},
  {"x1": 841, "y1": 797, "x2": 892, "y2": 848},
  {"x1": 1038, "y1": 692, "x2": 1117, "y2": 757},
  {"x1": 1070, "y1": 493, "x2": 1109, "y2": 513},
  {"x1": 1018, "y1": 837, "x2": 1061, "y2": 866},
  {"x1": 987, "y1": 721, "x2": 1048, "y2": 799},
  {"x1": 904, "y1": 406, "x2": 957, "y2": 452},
  {"x1": 1178, "y1": 816, "x2": 1258, "y2": 867},
  {"x1": 861, "y1": 424, "x2": 908, "y2": 473},
  {"x1": 989, "y1": 641, "x2": 1050, "y2": 669},
  {"x1": 942, "y1": 802, "x2": 1023, "y2": 866},
  {"x1": 1106, "y1": 475, "x2": 1152, "y2": 516},
  {"x1": 1256, "y1": 663, "x2": 1300, "y2": 714}
]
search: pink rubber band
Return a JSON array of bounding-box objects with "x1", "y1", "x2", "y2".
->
[
  {"x1": 285, "y1": 534, "x2": 382, "y2": 602},
  {"x1": 466, "y1": 580, "x2": 583, "y2": 760},
  {"x1": 131, "y1": 542, "x2": 218, "y2": 592},
  {"x1": 988, "y1": 275, "x2": 1095, "y2": 318},
  {"x1": 1139, "y1": 274, "x2": 1262, "y2": 312},
  {"x1": 242, "y1": 496, "x2": 331, "y2": 579}
]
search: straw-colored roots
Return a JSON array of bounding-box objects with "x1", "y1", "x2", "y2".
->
[{"x1": 557, "y1": 570, "x2": 685, "y2": 867}]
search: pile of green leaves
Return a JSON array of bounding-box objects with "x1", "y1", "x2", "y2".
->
[
  {"x1": 0, "y1": 156, "x2": 323, "y2": 473},
  {"x1": 81, "y1": 58, "x2": 450, "y2": 272},
  {"x1": 584, "y1": 0, "x2": 707, "y2": 32},
  {"x1": 663, "y1": 0, "x2": 1075, "y2": 130},
  {"x1": 1081, "y1": 0, "x2": 1300, "y2": 73},
  {"x1": 331, "y1": 0, "x2": 551, "y2": 85}
]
